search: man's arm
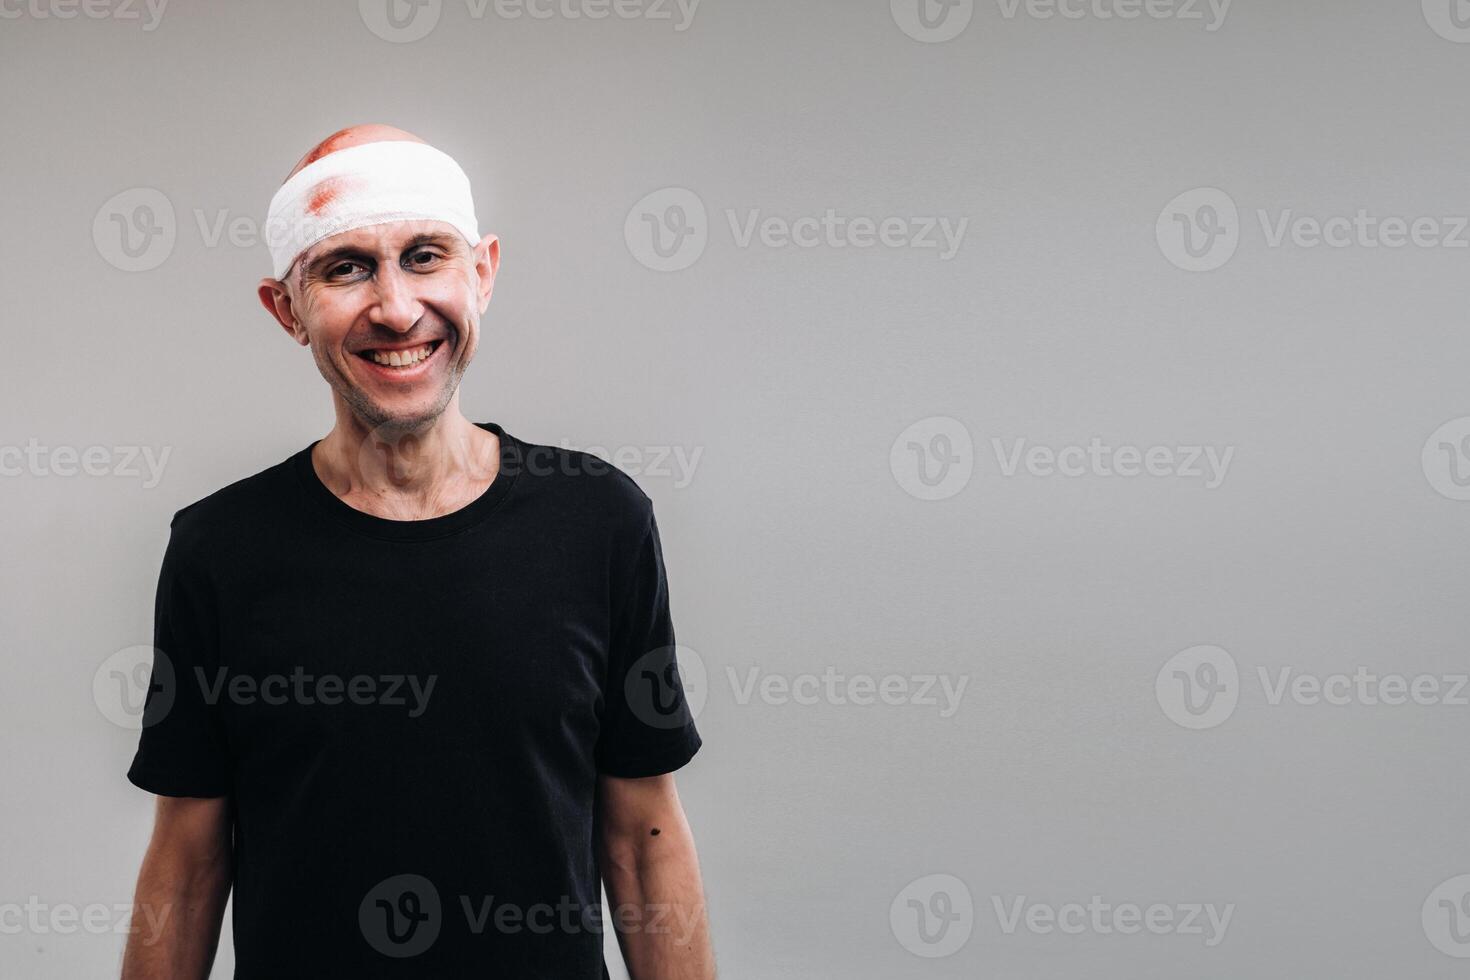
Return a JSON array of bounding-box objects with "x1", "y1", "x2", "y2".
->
[
  {"x1": 597, "y1": 773, "x2": 715, "y2": 980},
  {"x1": 121, "y1": 795, "x2": 233, "y2": 980}
]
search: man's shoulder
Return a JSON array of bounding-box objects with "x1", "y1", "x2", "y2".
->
[
  {"x1": 510, "y1": 433, "x2": 653, "y2": 529},
  {"x1": 166, "y1": 452, "x2": 300, "y2": 552}
]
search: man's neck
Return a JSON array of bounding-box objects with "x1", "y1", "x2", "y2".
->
[{"x1": 310, "y1": 400, "x2": 501, "y2": 521}]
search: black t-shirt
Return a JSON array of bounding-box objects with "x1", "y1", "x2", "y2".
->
[{"x1": 127, "y1": 421, "x2": 702, "y2": 978}]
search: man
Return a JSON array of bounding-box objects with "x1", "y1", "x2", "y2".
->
[{"x1": 121, "y1": 124, "x2": 715, "y2": 979}]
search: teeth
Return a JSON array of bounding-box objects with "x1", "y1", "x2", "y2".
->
[{"x1": 369, "y1": 342, "x2": 434, "y2": 367}]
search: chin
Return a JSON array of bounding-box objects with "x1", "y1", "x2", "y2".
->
[{"x1": 344, "y1": 388, "x2": 454, "y2": 437}]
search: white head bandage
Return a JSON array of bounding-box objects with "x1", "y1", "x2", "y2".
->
[{"x1": 265, "y1": 140, "x2": 481, "y2": 279}]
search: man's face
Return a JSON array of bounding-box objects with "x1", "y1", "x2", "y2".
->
[{"x1": 278, "y1": 219, "x2": 496, "y2": 434}]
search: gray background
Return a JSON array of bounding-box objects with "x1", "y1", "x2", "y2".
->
[{"x1": 3, "y1": 0, "x2": 1469, "y2": 976}]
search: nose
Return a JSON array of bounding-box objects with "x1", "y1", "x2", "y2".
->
[{"x1": 368, "y1": 263, "x2": 423, "y2": 334}]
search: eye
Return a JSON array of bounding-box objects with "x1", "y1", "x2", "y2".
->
[
  {"x1": 405, "y1": 247, "x2": 444, "y2": 270},
  {"x1": 326, "y1": 260, "x2": 366, "y2": 280}
]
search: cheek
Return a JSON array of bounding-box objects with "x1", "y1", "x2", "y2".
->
[
  {"x1": 420, "y1": 275, "x2": 480, "y2": 328},
  {"x1": 298, "y1": 291, "x2": 359, "y2": 349}
]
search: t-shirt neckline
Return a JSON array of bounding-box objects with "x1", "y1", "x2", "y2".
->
[{"x1": 292, "y1": 420, "x2": 521, "y2": 541}]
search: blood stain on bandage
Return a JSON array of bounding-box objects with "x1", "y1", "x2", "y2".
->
[{"x1": 306, "y1": 176, "x2": 359, "y2": 216}]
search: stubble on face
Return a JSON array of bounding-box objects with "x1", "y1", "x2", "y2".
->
[{"x1": 312, "y1": 334, "x2": 467, "y2": 438}]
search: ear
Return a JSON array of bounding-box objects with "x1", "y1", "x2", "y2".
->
[
  {"x1": 473, "y1": 234, "x2": 500, "y2": 314},
  {"x1": 257, "y1": 277, "x2": 309, "y2": 345}
]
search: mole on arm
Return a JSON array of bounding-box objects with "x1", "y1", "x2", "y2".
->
[{"x1": 650, "y1": 828, "x2": 660, "y2": 836}]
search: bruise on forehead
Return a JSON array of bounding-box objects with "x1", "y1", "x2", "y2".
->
[
  {"x1": 299, "y1": 128, "x2": 358, "y2": 169},
  {"x1": 284, "y1": 123, "x2": 427, "y2": 182}
]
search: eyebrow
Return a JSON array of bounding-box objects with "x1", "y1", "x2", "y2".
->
[{"x1": 300, "y1": 232, "x2": 463, "y2": 281}]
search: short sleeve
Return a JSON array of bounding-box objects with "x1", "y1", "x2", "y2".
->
[
  {"x1": 126, "y1": 517, "x2": 234, "y2": 798},
  {"x1": 595, "y1": 509, "x2": 702, "y2": 778}
]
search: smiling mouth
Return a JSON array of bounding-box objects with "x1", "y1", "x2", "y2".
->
[{"x1": 355, "y1": 339, "x2": 444, "y2": 369}]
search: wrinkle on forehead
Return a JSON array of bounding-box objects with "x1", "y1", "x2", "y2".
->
[{"x1": 294, "y1": 220, "x2": 468, "y2": 290}]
